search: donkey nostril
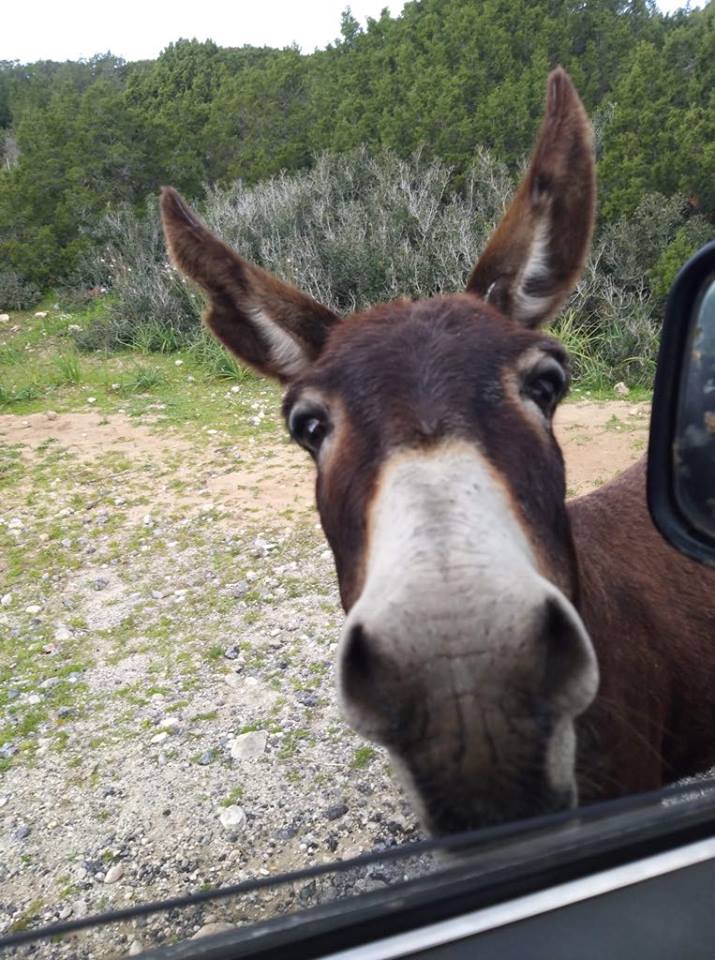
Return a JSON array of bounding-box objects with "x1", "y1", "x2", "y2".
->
[
  {"x1": 540, "y1": 596, "x2": 597, "y2": 713},
  {"x1": 340, "y1": 621, "x2": 423, "y2": 745},
  {"x1": 343, "y1": 623, "x2": 374, "y2": 685}
]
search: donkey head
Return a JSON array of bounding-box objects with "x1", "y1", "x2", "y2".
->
[{"x1": 161, "y1": 68, "x2": 599, "y2": 834}]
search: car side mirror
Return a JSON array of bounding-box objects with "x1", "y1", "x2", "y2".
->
[{"x1": 648, "y1": 240, "x2": 715, "y2": 568}]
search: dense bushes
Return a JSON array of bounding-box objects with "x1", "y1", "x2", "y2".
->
[
  {"x1": 76, "y1": 148, "x2": 710, "y2": 387},
  {"x1": 0, "y1": 270, "x2": 40, "y2": 310},
  {"x1": 0, "y1": 2, "x2": 712, "y2": 289}
]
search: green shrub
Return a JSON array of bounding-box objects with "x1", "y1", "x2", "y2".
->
[
  {"x1": 76, "y1": 147, "x2": 511, "y2": 352},
  {"x1": 0, "y1": 270, "x2": 41, "y2": 311},
  {"x1": 75, "y1": 149, "x2": 709, "y2": 389}
]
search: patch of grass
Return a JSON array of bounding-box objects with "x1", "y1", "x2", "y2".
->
[
  {"x1": 351, "y1": 746, "x2": 377, "y2": 769},
  {"x1": 118, "y1": 365, "x2": 166, "y2": 394},
  {"x1": 277, "y1": 728, "x2": 312, "y2": 759},
  {"x1": 0, "y1": 342, "x2": 24, "y2": 365},
  {"x1": 193, "y1": 710, "x2": 219, "y2": 722},
  {"x1": 553, "y1": 311, "x2": 613, "y2": 389},
  {"x1": 52, "y1": 352, "x2": 82, "y2": 385},
  {"x1": 0, "y1": 382, "x2": 43, "y2": 407},
  {"x1": 0, "y1": 443, "x2": 24, "y2": 488},
  {"x1": 187, "y1": 335, "x2": 258, "y2": 383},
  {"x1": 219, "y1": 786, "x2": 244, "y2": 807},
  {"x1": 8, "y1": 900, "x2": 45, "y2": 934}
]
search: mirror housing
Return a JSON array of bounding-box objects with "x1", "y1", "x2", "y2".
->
[{"x1": 648, "y1": 240, "x2": 715, "y2": 568}]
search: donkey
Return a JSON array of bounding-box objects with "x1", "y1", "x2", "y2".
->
[{"x1": 160, "y1": 69, "x2": 715, "y2": 836}]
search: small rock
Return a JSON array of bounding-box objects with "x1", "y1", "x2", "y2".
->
[
  {"x1": 298, "y1": 881, "x2": 317, "y2": 904},
  {"x1": 0, "y1": 594, "x2": 12, "y2": 607},
  {"x1": 325, "y1": 803, "x2": 349, "y2": 821},
  {"x1": 104, "y1": 863, "x2": 125, "y2": 884},
  {"x1": 0, "y1": 313, "x2": 9, "y2": 322},
  {"x1": 224, "y1": 644, "x2": 240, "y2": 660},
  {"x1": 196, "y1": 751, "x2": 213, "y2": 766},
  {"x1": 128, "y1": 939, "x2": 144, "y2": 955},
  {"x1": 355, "y1": 877, "x2": 389, "y2": 894},
  {"x1": 0, "y1": 796, "x2": 8, "y2": 808},
  {"x1": 58, "y1": 905, "x2": 72, "y2": 920},
  {"x1": 87, "y1": 397, "x2": 97, "y2": 405},
  {"x1": 276, "y1": 824, "x2": 299, "y2": 840},
  {"x1": 614, "y1": 381, "x2": 630, "y2": 397},
  {"x1": 93, "y1": 578, "x2": 109, "y2": 591},
  {"x1": 46, "y1": 410, "x2": 58, "y2": 421},
  {"x1": 229, "y1": 730, "x2": 267, "y2": 761},
  {"x1": 296, "y1": 691, "x2": 318, "y2": 708},
  {"x1": 161, "y1": 716, "x2": 180, "y2": 731},
  {"x1": 218, "y1": 805, "x2": 247, "y2": 832},
  {"x1": 151, "y1": 731, "x2": 169, "y2": 745},
  {"x1": 230, "y1": 581, "x2": 248, "y2": 599},
  {"x1": 14, "y1": 825, "x2": 31, "y2": 840},
  {"x1": 25, "y1": 604, "x2": 42, "y2": 614},
  {"x1": 34, "y1": 311, "x2": 48, "y2": 318},
  {"x1": 72, "y1": 899, "x2": 89, "y2": 918},
  {"x1": 54, "y1": 626, "x2": 71, "y2": 642},
  {"x1": 192, "y1": 922, "x2": 235, "y2": 939}
]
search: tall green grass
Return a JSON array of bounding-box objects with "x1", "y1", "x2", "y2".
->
[{"x1": 52, "y1": 352, "x2": 82, "y2": 385}]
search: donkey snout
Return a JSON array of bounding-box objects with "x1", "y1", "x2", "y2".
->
[{"x1": 338, "y1": 588, "x2": 598, "y2": 760}]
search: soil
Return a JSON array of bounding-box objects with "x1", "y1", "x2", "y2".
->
[{"x1": 0, "y1": 398, "x2": 650, "y2": 515}]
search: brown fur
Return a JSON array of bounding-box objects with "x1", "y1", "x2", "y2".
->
[
  {"x1": 571, "y1": 460, "x2": 715, "y2": 799},
  {"x1": 160, "y1": 187, "x2": 339, "y2": 383},
  {"x1": 467, "y1": 67, "x2": 596, "y2": 326}
]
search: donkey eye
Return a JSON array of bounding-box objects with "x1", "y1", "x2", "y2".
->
[
  {"x1": 289, "y1": 407, "x2": 329, "y2": 456},
  {"x1": 523, "y1": 364, "x2": 567, "y2": 419}
]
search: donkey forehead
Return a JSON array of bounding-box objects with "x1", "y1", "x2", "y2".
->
[{"x1": 286, "y1": 294, "x2": 566, "y2": 422}]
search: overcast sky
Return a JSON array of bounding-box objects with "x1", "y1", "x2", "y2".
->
[{"x1": 1, "y1": 0, "x2": 700, "y2": 64}]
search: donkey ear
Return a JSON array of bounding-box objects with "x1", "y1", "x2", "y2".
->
[
  {"x1": 160, "y1": 187, "x2": 340, "y2": 383},
  {"x1": 466, "y1": 68, "x2": 595, "y2": 328}
]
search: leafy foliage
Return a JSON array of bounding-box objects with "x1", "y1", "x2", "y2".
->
[
  {"x1": 0, "y1": 2, "x2": 712, "y2": 291},
  {"x1": 74, "y1": 146, "x2": 705, "y2": 386},
  {"x1": 0, "y1": 269, "x2": 40, "y2": 310}
]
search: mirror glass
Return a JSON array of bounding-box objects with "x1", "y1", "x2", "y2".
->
[{"x1": 673, "y1": 272, "x2": 715, "y2": 540}]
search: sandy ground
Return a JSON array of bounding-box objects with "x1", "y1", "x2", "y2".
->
[{"x1": 0, "y1": 398, "x2": 649, "y2": 519}]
